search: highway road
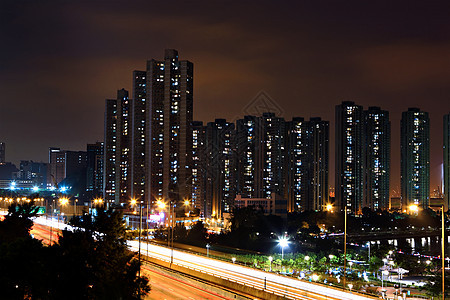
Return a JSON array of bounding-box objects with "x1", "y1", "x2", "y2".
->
[
  {"x1": 31, "y1": 217, "x2": 377, "y2": 299},
  {"x1": 130, "y1": 241, "x2": 378, "y2": 300},
  {"x1": 30, "y1": 218, "x2": 244, "y2": 299},
  {"x1": 142, "y1": 264, "x2": 239, "y2": 300}
]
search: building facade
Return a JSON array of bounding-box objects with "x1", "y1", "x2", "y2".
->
[
  {"x1": 191, "y1": 121, "x2": 206, "y2": 215},
  {"x1": 364, "y1": 107, "x2": 390, "y2": 210},
  {"x1": 103, "y1": 50, "x2": 193, "y2": 212},
  {"x1": 304, "y1": 117, "x2": 329, "y2": 211},
  {"x1": 401, "y1": 108, "x2": 430, "y2": 209},
  {"x1": 205, "y1": 119, "x2": 236, "y2": 219},
  {"x1": 86, "y1": 142, "x2": 104, "y2": 199},
  {"x1": 103, "y1": 89, "x2": 131, "y2": 206},
  {"x1": 335, "y1": 101, "x2": 365, "y2": 214}
]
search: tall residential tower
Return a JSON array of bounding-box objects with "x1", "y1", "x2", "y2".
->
[
  {"x1": 335, "y1": 101, "x2": 365, "y2": 214},
  {"x1": 401, "y1": 108, "x2": 430, "y2": 209},
  {"x1": 364, "y1": 107, "x2": 390, "y2": 210}
]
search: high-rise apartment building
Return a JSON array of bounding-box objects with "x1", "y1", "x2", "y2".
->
[
  {"x1": 235, "y1": 113, "x2": 287, "y2": 203},
  {"x1": 205, "y1": 119, "x2": 236, "y2": 219},
  {"x1": 104, "y1": 50, "x2": 193, "y2": 211},
  {"x1": 143, "y1": 49, "x2": 194, "y2": 209},
  {"x1": 191, "y1": 121, "x2": 206, "y2": 215},
  {"x1": 401, "y1": 108, "x2": 430, "y2": 209},
  {"x1": 236, "y1": 115, "x2": 261, "y2": 198},
  {"x1": 260, "y1": 112, "x2": 287, "y2": 199},
  {"x1": 287, "y1": 117, "x2": 329, "y2": 212},
  {"x1": 335, "y1": 101, "x2": 365, "y2": 214},
  {"x1": 304, "y1": 117, "x2": 329, "y2": 211},
  {"x1": 104, "y1": 98, "x2": 118, "y2": 203},
  {"x1": 364, "y1": 107, "x2": 390, "y2": 210},
  {"x1": 287, "y1": 117, "x2": 307, "y2": 211},
  {"x1": 103, "y1": 89, "x2": 131, "y2": 206},
  {"x1": 131, "y1": 72, "x2": 147, "y2": 201},
  {"x1": 145, "y1": 59, "x2": 165, "y2": 206},
  {"x1": 443, "y1": 113, "x2": 450, "y2": 210}
]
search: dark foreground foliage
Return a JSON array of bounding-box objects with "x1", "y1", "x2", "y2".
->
[{"x1": 0, "y1": 202, "x2": 150, "y2": 300}]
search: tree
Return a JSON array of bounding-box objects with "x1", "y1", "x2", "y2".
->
[
  {"x1": 50, "y1": 207, "x2": 150, "y2": 299},
  {"x1": 187, "y1": 221, "x2": 208, "y2": 246},
  {"x1": 0, "y1": 202, "x2": 151, "y2": 299},
  {"x1": 420, "y1": 269, "x2": 450, "y2": 299},
  {"x1": 0, "y1": 201, "x2": 38, "y2": 243}
]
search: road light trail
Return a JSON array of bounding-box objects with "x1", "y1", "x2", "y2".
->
[
  {"x1": 129, "y1": 241, "x2": 377, "y2": 300},
  {"x1": 30, "y1": 218, "x2": 375, "y2": 299},
  {"x1": 141, "y1": 264, "x2": 236, "y2": 300}
]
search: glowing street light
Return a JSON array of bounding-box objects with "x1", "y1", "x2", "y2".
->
[
  {"x1": 278, "y1": 237, "x2": 289, "y2": 260},
  {"x1": 409, "y1": 204, "x2": 419, "y2": 214},
  {"x1": 59, "y1": 197, "x2": 69, "y2": 206},
  {"x1": 232, "y1": 257, "x2": 236, "y2": 264},
  {"x1": 326, "y1": 203, "x2": 333, "y2": 212}
]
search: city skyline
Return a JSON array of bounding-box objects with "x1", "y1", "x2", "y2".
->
[{"x1": 1, "y1": 1, "x2": 450, "y2": 192}]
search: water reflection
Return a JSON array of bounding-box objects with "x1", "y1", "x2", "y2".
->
[{"x1": 364, "y1": 235, "x2": 449, "y2": 256}]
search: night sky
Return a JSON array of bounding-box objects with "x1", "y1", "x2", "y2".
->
[{"x1": 1, "y1": 0, "x2": 450, "y2": 192}]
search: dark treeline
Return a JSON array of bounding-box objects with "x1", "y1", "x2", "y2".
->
[
  {"x1": 162, "y1": 206, "x2": 446, "y2": 255},
  {"x1": 0, "y1": 202, "x2": 149, "y2": 300}
]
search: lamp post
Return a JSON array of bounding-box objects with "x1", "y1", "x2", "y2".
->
[
  {"x1": 157, "y1": 199, "x2": 174, "y2": 267},
  {"x1": 59, "y1": 197, "x2": 69, "y2": 225},
  {"x1": 382, "y1": 270, "x2": 389, "y2": 295},
  {"x1": 278, "y1": 237, "x2": 288, "y2": 260},
  {"x1": 305, "y1": 255, "x2": 311, "y2": 271},
  {"x1": 268, "y1": 256, "x2": 273, "y2": 272},
  {"x1": 206, "y1": 243, "x2": 210, "y2": 257},
  {"x1": 131, "y1": 199, "x2": 143, "y2": 281},
  {"x1": 343, "y1": 205, "x2": 348, "y2": 290},
  {"x1": 442, "y1": 206, "x2": 445, "y2": 299},
  {"x1": 232, "y1": 257, "x2": 236, "y2": 264}
]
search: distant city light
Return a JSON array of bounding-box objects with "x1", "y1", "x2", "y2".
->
[
  {"x1": 60, "y1": 186, "x2": 67, "y2": 192},
  {"x1": 32, "y1": 186, "x2": 39, "y2": 192}
]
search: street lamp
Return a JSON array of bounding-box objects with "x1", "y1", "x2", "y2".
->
[
  {"x1": 278, "y1": 237, "x2": 289, "y2": 260},
  {"x1": 326, "y1": 203, "x2": 333, "y2": 212},
  {"x1": 305, "y1": 255, "x2": 311, "y2": 271},
  {"x1": 59, "y1": 197, "x2": 69, "y2": 224},
  {"x1": 232, "y1": 257, "x2": 236, "y2": 264},
  {"x1": 206, "y1": 243, "x2": 210, "y2": 257},
  {"x1": 131, "y1": 198, "x2": 143, "y2": 281},
  {"x1": 382, "y1": 270, "x2": 389, "y2": 293},
  {"x1": 91, "y1": 198, "x2": 103, "y2": 213},
  {"x1": 440, "y1": 206, "x2": 446, "y2": 299},
  {"x1": 268, "y1": 256, "x2": 273, "y2": 271},
  {"x1": 156, "y1": 198, "x2": 175, "y2": 266},
  {"x1": 409, "y1": 204, "x2": 419, "y2": 215}
]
